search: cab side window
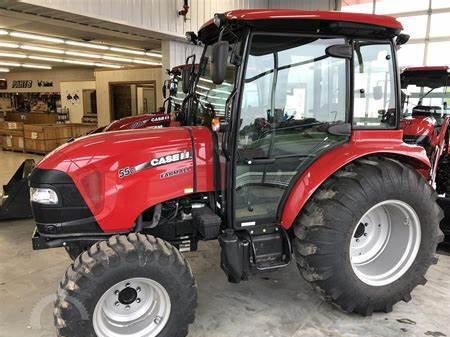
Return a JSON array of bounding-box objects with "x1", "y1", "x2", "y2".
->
[{"x1": 353, "y1": 41, "x2": 396, "y2": 129}]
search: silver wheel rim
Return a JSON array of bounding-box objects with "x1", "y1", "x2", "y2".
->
[
  {"x1": 93, "y1": 277, "x2": 171, "y2": 337},
  {"x1": 350, "y1": 200, "x2": 421, "y2": 287}
]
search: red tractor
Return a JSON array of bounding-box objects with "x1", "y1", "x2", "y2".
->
[
  {"x1": 94, "y1": 66, "x2": 187, "y2": 133},
  {"x1": 30, "y1": 10, "x2": 444, "y2": 337},
  {"x1": 399, "y1": 66, "x2": 450, "y2": 236}
]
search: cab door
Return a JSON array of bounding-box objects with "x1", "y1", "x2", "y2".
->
[{"x1": 233, "y1": 34, "x2": 350, "y2": 228}]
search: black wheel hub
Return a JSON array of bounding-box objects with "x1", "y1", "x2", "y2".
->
[
  {"x1": 354, "y1": 223, "x2": 366, "y2": 239},
  {"x1": 118, "y1": 287, "x2": 138, "y2": 305}
]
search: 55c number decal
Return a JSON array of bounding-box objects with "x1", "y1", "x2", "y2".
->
[{"x1": 118, "y1": 167, "x2": 136, "y2": 178}]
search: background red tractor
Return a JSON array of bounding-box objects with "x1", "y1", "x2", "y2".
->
[
  {"x1": 399, "y1": 66, "x2": 450, "y2": 237},
  {"x1": 29, "y1": 10, "x2": 444, "y2": 337}
]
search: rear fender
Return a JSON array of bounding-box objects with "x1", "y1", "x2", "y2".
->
[{"x1": 279, "y1": 130, "x2": 431, "y2": 229}]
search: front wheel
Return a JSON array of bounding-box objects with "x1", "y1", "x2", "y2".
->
[
  {"x1": 294, "y1": 157, "x2": 444, "y2": 315},
  {"x1": 55, "y1": 234, "x2": 197, "y2": 337}
]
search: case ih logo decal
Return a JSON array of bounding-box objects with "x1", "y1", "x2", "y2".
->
[{"x1": 118, "y1": 150, "x2": 192, "y2": 178}]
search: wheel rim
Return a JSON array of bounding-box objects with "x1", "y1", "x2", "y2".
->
[
  {"x1": 93, "y1": 277, "x2": 171, "y2": 337},
  {"x1": 349, "y1": 200, "x2": 421, "y2": 287}
]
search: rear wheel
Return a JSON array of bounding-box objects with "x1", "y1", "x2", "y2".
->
[
  {"x1": 294, "y1": 157, "x2": 444, "y2": 315},
  {"x1": 55, "y1": 233, "x2": 197, "y2": 337}
]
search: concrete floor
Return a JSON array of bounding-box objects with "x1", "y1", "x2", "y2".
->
[{"x1": 1, "y1": 150, "x2": 450, "y2": 337}]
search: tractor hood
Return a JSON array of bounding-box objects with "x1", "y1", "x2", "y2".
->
[
  {"x1": 400, "y1": 116, "x2": 436, "y2": 138},
  {"x1": 34, "y1": 126, "x2": 215, "y2": 232}
]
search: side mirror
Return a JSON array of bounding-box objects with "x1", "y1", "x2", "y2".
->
[
  {"x1": 325, "y1": 44, "x2": 352, "y2": 59},
  {"x1": 182, "y1": 66, "x2": 191, "y2": 94},
  {"x1": 373, "y1": 85, "x2": 383, "y2": 100},
  {"x1": 211, "y1": 40, "x2": 229, "y2": 85},
  {"x1": 396, "y1": 34, "x2": 410, "y2": 48}
]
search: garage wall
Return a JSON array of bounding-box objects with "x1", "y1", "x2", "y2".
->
[
  {"x1": 21, "y1": 0, "x2": 336, "y2": 39},
  {"x1": 94, "y1": 67, "x2": 162, "y2": 127},
  {"x1": 60, "y1": 81, "x2": 96, "y2": 123}
]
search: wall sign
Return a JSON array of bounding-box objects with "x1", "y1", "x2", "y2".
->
[
  {"x1": 12, "y1": 80, "x2": 33, "y2": 89},
  {"x1": 38, "y1": 80, "x2": 54, "y2": 88},
  {"x1": 0, "y1": 80, "x2": 6, "y2": 90}
]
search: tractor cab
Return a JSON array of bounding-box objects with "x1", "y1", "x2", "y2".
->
[
  {"x1": 401, "y1": 66, "x2": 449, "y2": 119},
  {"x1": 184, "y1": 10, "x2": 408, "y2": 232}
]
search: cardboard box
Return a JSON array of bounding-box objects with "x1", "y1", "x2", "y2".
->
[
  {"x1": 2, "y1": 121, "x2": 24, "y2": 130},
  {"x1": 70, "y1": 123, "x2": 97, "y2": 138},
  {"x1": 24, "y1": 138, "x2": 59, "y2": 154},
  {"x1": 24, "y1": 124, "x2": 72, "y2": 140},
  {"x1": 2, "y1": 134, "x2": 24, "y2": 151},
  {"x1": 5, "y1": 112, "x2": 58, "y2": 124}
]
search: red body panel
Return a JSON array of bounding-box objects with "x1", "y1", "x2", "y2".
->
[
  {"x1": 400, "y1": 116, "x2": 436, "y2": 144},
  {"x1": 103, "y1": 113, "x2": 172, "y2": 132},
  {"x1": 280, "y1": 130, "x2": 431, "y2": 229},
  {"x1": 200, "y1": 9, "x2": 402, "y2": 31},
  {"x1": 38, "y1": 127, "x2": 215, "y2": 232}
]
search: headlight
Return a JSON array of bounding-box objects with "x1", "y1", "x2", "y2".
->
[{"x1": 30, "y1": 187, "x2": 59, "y2": 205}]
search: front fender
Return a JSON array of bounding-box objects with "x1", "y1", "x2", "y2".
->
[{"x1": 279, "y1": 130, "x2": 431, "y2": 229}]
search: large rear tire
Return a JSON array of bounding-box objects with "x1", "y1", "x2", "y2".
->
[
  {"x1": 294, "y1": 157, "x2": 444, "y2": 315},
  {"x1": 55, "y1": 233, "x2": 197, "y2": 337}
]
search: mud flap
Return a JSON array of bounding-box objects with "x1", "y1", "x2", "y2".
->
[
  {"x1": 0, "y1": 159, "x2": 35, "y2": 221},
  {"x1": 437, "y1": 197, "x2": 450, "y2": 238}
]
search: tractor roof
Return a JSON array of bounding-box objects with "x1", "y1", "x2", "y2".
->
[
  {"x1": 199, "y1": 9, "x2": 403, "y2": 43},
  {"x1": 401, "y1": 66, "x2": 449, "y2": 88},
  {"x1": 403, "y1": 66, "x2": 449, "y2": 73}
]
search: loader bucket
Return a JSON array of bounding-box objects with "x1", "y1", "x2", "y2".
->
[{"x1": 0, "y1": 159, "x2": 35, "y2": 221}]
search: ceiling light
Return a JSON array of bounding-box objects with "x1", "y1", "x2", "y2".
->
[
  {"x1": 28, "y1": 55, "x2": 64, "y2": 63},
  {"x1": 132, "y1": 59, "x2": 161, "y2": 65},
  {"x1": 145, "y1": 52, "x2": 162, "y2": 58},
  {"x1": 0, "y1": 67, "x2": 9, "y2": 72},
  {"x1": 0, "y1": 61, "x2": 20, "y2": 67},
  {"x1": 64, "y1": 59, "x2": 95, "y2": 66},
  {"x1": 65, "y1": 40, "x2": 109, "y2": 50},
  {"x1": 10, "y1": 31, "x2": 64, "y2": 43},
  {"x1": 110, "y1": 47, "x2": 145, "y2": 55},
  {"x1": 0, "y1": 42, "x2": 19, "y2": 48},
  {"x1": 102, "y1": 55, "x2": 132, "y2": 62},
  {"x1": 21, "y1": 45, "x2": 65, "y2": 54},
  {"x1": 0, "y1": 52, "x2": 26, "y2": 59},
  {"x1": 0, "y1": 30, "x2": 8, "y2": 36},
  {"x1": 65, "y1": 51, "x2": 102, "y2": 59},
  {"x1": 94, "y1": 63, "x2": 122, "y2": 69},
  {"x1": 22, "y1": 63, "x2": 52, "y2": 70}
]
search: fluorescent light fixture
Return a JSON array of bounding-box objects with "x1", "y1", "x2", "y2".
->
[
  {"x1": 21, "y1": 45, "x2": 64, "y2": 54},
  {"x1": 0, "y1": 29, "x2": 8, "y2": 36},
  {"x1": 0, "y1": 61, "x2": 20, "y2": 67},
  {"x1": 28, "y1": 55, "x2": 64, "y2": 63},
  {"x1": 0, "y1": 52, "x2": 26, "y2": 59},
  {"x1": 65, "y1": 51, "x2": 102, "y2": 59},
  {"x1": 94, "y1": 63, "x2": 122, "y2": 69},
  {"x1": 110, "y1": 47, "x2": 145, "y2": 55},
  {"x1": 0, "y1": 67, "x2": 9, "y2": 72},
  {"x1": 0, "y1": 42, "x2": 19, "y2": 48},
  {"x1": 145, "y1": 52, "x2": 162, "y2": 58},
  {"x1": 64, "y1": 59, "x2": 95, "y2": 66},
  {"x1": 102, "y1": 55, "x2": 133, "y2": 62},
  {"x1": 22, "y1": 63, "x2": 52, "y2": 70},
  {"x1": 132, "y1": 59, "x2": 161, "y2": 65},
  {"x1": 65, "y1": 40, "x2": 109, "y2": 50},
  {"x1": 10, "y1": 31, "x2": 64, "y2": 43}
]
